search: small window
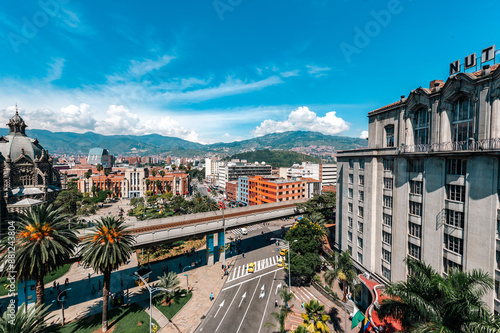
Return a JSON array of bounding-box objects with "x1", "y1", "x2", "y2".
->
[
  {"x1": 384, "y1": 177, "x2": 393, "y2": 190},
  {"x1": 409, "y1": 159, "x2": 424, "y2": 173},
  {"x1": 446, "y1": 159, "x2": 467, "y2": 175},
  {"x1": 357, "y1": 237, "x2": 363, "y2": 249},
  {"x1": 348, "y1": 174, "x2": 353, "y2": 184},
  {"x1": 409, "y1": 222, "x2": 421, "y2": 238},
  {"x1": 358, "y1": 252, "x2": 363, "y2": 264},
  {"x1": 348, "y1": 202, "x2": 353, "y2": 213},
  {"x1": 383, "y1": 213, "x2": 392, "y2": 226},
  {"x1": 444, "y1": 258, "x2": 462, "y2": 273},
  {"x1": 358, "y1": 206, "x2": 364, "y2": 218},
  {"x1": 383, "y1": 231, "x2": 392, "y2": 245},
  {"x1": 444, "y1": 234, "x2": 463, "y2": 255},
  {"x1": 382, "y1": 249, "x2": 391, "y2": 263},
  {"x1": 409, "y1": 201, "x2": 422, "y2": 216},
  {"x1": 383, "y1": 195, "x2": 393, "y2": 209},
  {"x1": 359, "y1": 159, "x2": 365, "y2": 170},
  {"x1": 446, "y1": 185, "x2": 466, "y2": 202},
  {"x1": 383, "y1": 159, "x2": 394, "y2": 172},
  {"x1": 348, "y1": 188, "x2": 353, "y2": 198},
  {"x1": 410, "y1": 180, "x2": 422, "y2": 195},
  {"x1": 359, "y1": 175, "x2": 365, "y2": 186},
  {"x1": 348, "y1": 246, "x2": 352, "y2": 255},
  {"x1": 358, "y1": 190, "x2": 364, "y2": 202},
  {"x1": 348, "y1": 231, "x2": 353, "y2": 242},
  {"x1": 358, "y1": 221, "x2": 363, "y2": 234},
  {"x1": 349, "y1": 159, "x2": 354, "y2": 169},
  {"x1": 446, "y1": 209, "x2": 464, "y2": 228},
  {"x1": 382, "y1": 266, "x2": 391, "y2": 280},
  {"x1": 385, "y1": 125, "x2": 395, "y2": 147},
  {"x1": 348, "y1": 216, "x2": 353, "y2": 228},
  {"x1": 408, "y1": 243, "x2": 421, "y2": 260}
]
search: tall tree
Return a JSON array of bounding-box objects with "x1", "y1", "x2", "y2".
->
[
  {"x1": 151, "y1": 170, "x2": 157, "y2": 193},
  {"x1": 54, "y1": 180, "x2": 82, "y2": 216},
  {"x1": 103, "y1": 169, "x2": 110, "y2": 192},
  {"x1": 96, "y1": 164, "x2": 103, "y2": 191},
  {"x1": 264, "y1": 286, "x2": 294, "y2": 333},
  {"x1": 324, "y1": 251, "x2": 359, "y2": 302},
  {"x1": 159, "y1": 170, "x2": 165, "y2": 193},
  {"x1": 171, "y1": 164, "x2": 177, "y2": 172},
  {"x1": 0, "y1": 304, "x2": 54, "y2": 333},
  {"x1": 0, "y1": 204, "x2": 78, "y2": 307},
  {"x1": 379, "y1": 257, "x2": 497, "y2": 332},
  {"x1": 156, "y1": 271, "x2": 181, "y2": 304},
  {"x1": 80, "y1": 216, "x2": 135, "y2": 332}
]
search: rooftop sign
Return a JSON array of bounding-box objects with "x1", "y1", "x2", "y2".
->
[{"x1": 450, "y1": 45, "x2": 496, "y2": 76}]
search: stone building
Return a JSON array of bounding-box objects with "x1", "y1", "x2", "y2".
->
[
  {"x1": 0, "y1": 110, "x2": 63, "y2": 217},
  {"x1": 336, "y1": 63, "x2": 500, "y2": 313}
]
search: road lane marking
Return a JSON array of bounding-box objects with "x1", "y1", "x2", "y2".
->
[
  {"x1": 215, "y1": 284, "x2": 242, "y2": 332},
  {"x1": 259, "y1": 284, "x2": 266, "y2": 298},
  {"x1": 222, "y1": 268, "x2": 283, "y2": 291},
  {"x1": 275, "y1": 283, "x2": 282, "y2": 295},
  {"x1": 258, "y1": 271, "x2": 277, "y2": 333},
  {"x1": 214, "y1": 299, "x2": 225, "y2": 318},
  {"x1": 238, "y1": 291, "x2": 247, "y2": 307},
  {"x1": 236, "y1": 276, "x2": 262, "y2": 333}
]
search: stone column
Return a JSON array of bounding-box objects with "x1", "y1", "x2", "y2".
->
[{"x1": 206, "y1": 233, "x2": 215, "y2": 266}]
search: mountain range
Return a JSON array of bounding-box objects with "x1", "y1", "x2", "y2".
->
[{"x1": 1, "y1": 129, "x2": 367, "y2": 157}]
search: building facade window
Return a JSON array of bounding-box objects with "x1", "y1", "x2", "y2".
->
[
  {"x1": 358, "y1": 252, "x2": 363, "y2": 264},
  {"x1": 452, "y1": 98, "x2": 474, "y2": 143},
  {"x1": 358, "y1": 190, "x2": 364, "y2": 202},
  {"x1": 446, "y1": 159, "x2": 467, "y2": 175},
  {"x1": 409, "y1": 222, "x2": 422, "y2": 238},
  {"x1": 444, "y1": 234, "x2": 464, "y2": 255},
  {"x1": 385, "y1": 125, "x2": 395, "y2": 147},
  {"x1": 382, "y1": 249, "x2": 391, "y2": 263},
  {"x1": 446, "y1": 185, "x2": 466, "y2": 202},
  {"x1": 382, "y1": 266, "x2": 391, "y2": 280},
  {"x1": 358, "y1": 221, "x2": 363, "y2": 234},
  {"x1": 384, "y1": 177, "x2": 393, "y2": 190},
  {"x1": 383, "y1": 195, "x2": 393, "y2": 208},
  {"x1": 348, "y1": 188, "x2": 353, "y2": 198},
  {"x1": 349, "y1": 159, "x2": 354, "y2": 169},
  {"x1": 357, "y1": 237, "x2": 363, "y2": 249},
  {"x1": 444, "y1": 258, "x2": 462, "y2": 272},
  {"x1": 348, "y1": 231, "x2": 352, "y2": 242},
  {"x1": 410, "y1": 180, "x2": 422, "y2": 195},
  {"x1": 408, "y1": 159, "x2": 424, "y2": 173},
  {"x1": 359, "y1": 175, "x2": 364, "y2": 186},
  {"x1": 409, "y1": 201, "x2": 422, "y2": 216},
  {"x1": 383, "y1": 158, "x2": 394, "y2": 171},
  {"x1": 408, "y1": 243, "x2": 421, "y2": 260},
  {"x1": 382, "y1": 231, "x2": 392, "y2": 245},
  {"x1": 359, "y1": 159, "x2": 365, "y2": 170},
  {"x1": 348, "y1": 216, "x2": 353, "y2": 228},
  {"x1": 358, "y1": 206, "x2": 364, "y2": 218},
  {"x1": 446, "y1": 209, "x2": 464, "y2": 228},
  {"x1": 414, "y1": 108, "x2": 429, "y2": 145},
  {"x1": 383, "y1": 213, "x2": 392, "y2": 226},
  {"x1": 348, "y1": 174, "x2": 353, "y2": 184}
]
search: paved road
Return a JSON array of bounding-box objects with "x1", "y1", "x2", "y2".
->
[{"x1": 196, "y1": 225, "x2": 286, "y2": 333}]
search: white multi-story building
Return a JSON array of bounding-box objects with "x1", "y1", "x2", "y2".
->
[
  {"x1": 336, "y1": 63, "x2": 500, "y2": 313},
  {"x1": 286, "y1": 162, "x2": 337, "y2": 186},
  {"x1": 218, "y1": 162, "x2": 272, "y2": 190}
]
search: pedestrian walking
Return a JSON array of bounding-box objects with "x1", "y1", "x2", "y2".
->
[
  {"x1": 56, "y1": 282, "x2": 60, "y2": 291},
  {"x1": 53, "y1": 281, "x2": 56, "y2": 289},
  {"x1": 88, "y1": 272, "x2": 91, "y2": 281},
  {"x1": 275, "y1": 299, "x2": 278, "y2": 307},
  {"x1": 301, "y1": 302, "x2": 305, "y2": 309},
  {"x1": 210, "y1": 292, "x2": 213, "y2": 301},
  {"x1": 64, "y1": 278, "x2": 69, "y2": 287},
  {"x1": 242, "y1": 252, "x2": 245, "y2": 258}
]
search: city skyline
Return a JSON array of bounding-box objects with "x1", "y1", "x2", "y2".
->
[{"x1": 0, "y1": 0, "x2": 498, "y2": 144}]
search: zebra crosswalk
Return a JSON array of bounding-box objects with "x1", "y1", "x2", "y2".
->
[
  {"x1": 229, "y1": 224, "x2": 263, "y2": 236},
  {"x1": 291, "y1": 286, "x2": 319, "y2": 304},
  {"x1": 227, "y1": 255, "x2": 281, "y2": 282}
]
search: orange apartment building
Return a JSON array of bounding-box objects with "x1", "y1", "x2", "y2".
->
[{"x1": 248, "y1": 175, "x2": 319, "y2": 205}]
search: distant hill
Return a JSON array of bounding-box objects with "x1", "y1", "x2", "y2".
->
[
  {"x1": 1, "y1": 129, "x2": 367, "y2": 157},
  {"x1": 224, "y1": 149, "x2": 323, "y2": 168}
]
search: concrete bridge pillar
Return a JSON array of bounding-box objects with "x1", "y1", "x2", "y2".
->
[
  {"x1": 206, "y1": 233, "x2": 215, "y2": 266},
  {"x1": 218, "y1": 231, "x2": 225, "y2": 263}
]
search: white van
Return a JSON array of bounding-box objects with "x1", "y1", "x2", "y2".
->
[{"x1": 241, "y1": 227, "x2": 248, "y2": 235}]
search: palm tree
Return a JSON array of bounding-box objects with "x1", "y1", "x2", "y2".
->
[
  {"x1": 80, "y1": 216, "x2": 135, "y2": 332},
  {"x1": 171, "y1": 164, "x2": 177, "y2": 172},
  {"x1": 379, "y1": 257, "x2": 496, "y2": 332},
  {"x1": 96, "y1": 164, "x2": 103, "y2": 192},
  {"x1": 0, "y1": 304, "x2": 54, "y2": 333},
  {"x1": 301, "y1": 300, "x2": 331, "y2": 333},
  {"x1": 156, "y1": 271, "x2": 181, "y2": 304},
  {"x1": 103, "y1": 168, "x2": 110, "y2": 192},
  {"x1": 292, "y1": 325, "x2": 310, "y2": 333},
  {"x1": 0, "y1": 204, "x2": 78, "y2": 308},
  {"x1": 264, "y1": 307, "x2": 289, "y2": 333},
  {"x1": 159, "y1": 170, "x2": 165, "y2": 193},
  {"x1": 145, "y1": 179, "x2": 151, "y2": 192},
  {"x1": 155, "y1": 180, "x2": 162, "y2": 194},
  {"x1": 324, "y1": 251, "x2": 358, "y2": 301},
  {"x1": 151, "y1": 170, "x2": 157, "y2": 193}
]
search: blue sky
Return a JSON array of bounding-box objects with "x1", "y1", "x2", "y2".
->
[{"x1": 0, "y1": 0, "x2": 498, "y2": 143}]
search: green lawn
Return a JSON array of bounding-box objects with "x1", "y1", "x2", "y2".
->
[
  {"x1": 53, "y1": 303, "x2": 158, "y2": 333},
  {"x1": 0, "y1": 264, "x2": 71, "y2": 297},
  {"x1": 153, "y1": 292, "x2": 192, "y2": 319}
]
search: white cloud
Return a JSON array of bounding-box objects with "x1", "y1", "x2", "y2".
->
[
  {"x1": 253, "y1": 106, "x2": 350, "y2": 137},
  {"x1": 127, "y1": 55, "x2": 175, "y2": 77},
  {"x1": 359, "y1": 130, "x2": 368, "y2": 139},
  {"x1": 306, "y1": 65, "x2": 331, "y2": 77},
  {"x1": 44, "y1": 58, "x2": 65, "y2": 83},
  {"x1": 280, "y1": 70, "x2": 300, "y2": 77},
  {"x1": 29, "y1": 103, "x2": 96, "y2": 131}
]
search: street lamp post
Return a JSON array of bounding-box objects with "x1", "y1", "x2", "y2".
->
[
  {"x1": 220, "y1": 199, "x2": 227, "y2": 263},
  {"x1": 52, "y1": 288, "x2": 72, "y2": 326},
  {"x1": 134, "y1": 272, "x2": 168, "y2": 333},
  {"x1": 182, "y1": 266, "x2": 191, "y2": 291}
]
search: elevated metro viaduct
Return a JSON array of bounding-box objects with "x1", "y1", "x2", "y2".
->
[{"x1": 78, "y1": 199, "x2": 308, "y2": 266}]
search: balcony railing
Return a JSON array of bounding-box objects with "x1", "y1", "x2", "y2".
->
[{"x1": 399, "y1": 138, "x2": 500, "y2": 153}]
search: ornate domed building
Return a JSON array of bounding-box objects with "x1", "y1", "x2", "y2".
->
[{"x1": 0, "y1": 109, "x2": 63, "y2": 216}]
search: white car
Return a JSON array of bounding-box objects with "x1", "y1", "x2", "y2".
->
[{"x1": 241, "y1": 227, "x2": 248, "y2": 235}]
